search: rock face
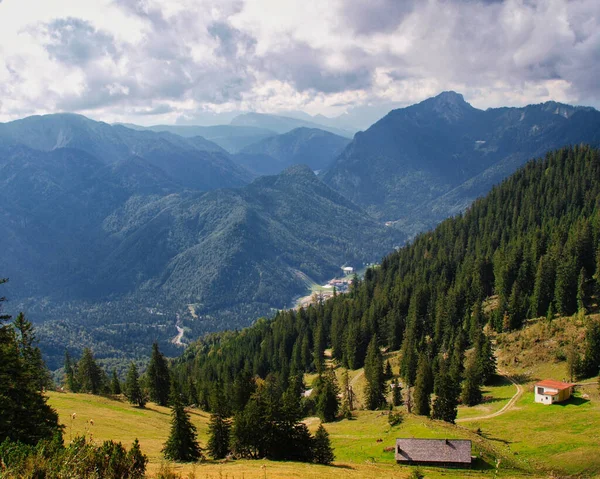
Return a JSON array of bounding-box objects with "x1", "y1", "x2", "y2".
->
[{"x1": 322, "y1": 91, "x2": 600, "y2": 235}]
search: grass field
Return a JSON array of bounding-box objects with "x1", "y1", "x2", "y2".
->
[{"x1": 48, "y1": 391, "x2": 539, "y2": 479}]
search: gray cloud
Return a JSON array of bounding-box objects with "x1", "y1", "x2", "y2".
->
[
  {"x1": 44, "y1": 18, "x2": 118, "y2": 66},
  {"x1": 5, "y1": 0, "x2": 600, "y2": 123}
]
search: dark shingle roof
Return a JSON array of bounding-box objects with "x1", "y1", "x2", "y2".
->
[{"x1": 395, "y1": 438, "x2": 472, "y2": 464}]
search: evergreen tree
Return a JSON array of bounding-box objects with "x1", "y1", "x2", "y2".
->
[
  {"x1": 554, "y1": 254, "x2": 578, "y2": 316},
  {"x1": 163, "y1": 382, "x2": 203, "y2": 462},
  {"x1": 125, "y1": 362, "x2": 146, "y2": 408},
  {"x1": 76, "y1": 348, "x2": 103, "y2": 395},
  {"x1": 111, "y1": 369, "x2": 122, "y2": 395},
  {"x1": 207, "y1": 413, "x2": 231, "y2": 459},
  {"x1": 461, "y1": 353, "x2": 483, "y2": 406},
  {"x1": 364, "y1": 336, "x2": 386, "y2": 410},
  {"x1": 313, "y1": 424, "x2": 335, "y2": 465},
  {"x1": 582, "y1": 320, "x2": 600, "y2": 378},
  {"x1": 0, "y1": 280, "x2": 61, "y2": 445},
  {"x1": 64, "y1": 350, "x2": 78, "y2": 392},
  {"x1": 413, "y1": 353, "x2": 432, "y2": 416},
  {"x1": 477, "y1": 334, "x2": 496, "y2": 385},
  {"x1": 146, "y1": 342, "x2": 171, "y2": 406},
  {"x1": 384, "y1": 360, "x2": 393, "y2": 379},
  {"x1": 316, "y1": 369, "x2": 340, "y2": 422},
  {"x1": 392, "y1": 379, "x2": 403, "y2": 407},
  {"x1": 431, "y1": 359, "x2": 460, "y2": 424}
]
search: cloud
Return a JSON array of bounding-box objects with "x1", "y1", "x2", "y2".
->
[{"x1": 0, "y1": 0, "x2": 598, "y2": 125}]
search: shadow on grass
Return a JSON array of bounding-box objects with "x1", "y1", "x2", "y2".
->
[
  {"x1": 330, "y1": 464, "x2": 354, "y2": 470},
  {"x1": 555, "y1": 396, "x2": 590, "y2": 407},
  {"x1": 471, "y1": 457, "x2": 495, "y2": 471},
  {"x1": 479, "y1": 397, "x2": 506, "y2": 405},
  {"x1": 477, "y1": 431, "x2": 512, "y2": 445}
]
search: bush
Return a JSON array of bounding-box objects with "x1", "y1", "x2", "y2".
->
[{"x1": 388, "y1": 411, "x2": 404, "y2": 427}]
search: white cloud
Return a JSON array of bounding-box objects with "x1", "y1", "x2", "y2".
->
[{"x1": 0, "y1": 0, "x2": 598, "y2": 124}]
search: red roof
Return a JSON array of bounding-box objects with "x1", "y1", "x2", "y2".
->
[{"x1": 536, "y1": 379, "x2": 575, "y2": 390}]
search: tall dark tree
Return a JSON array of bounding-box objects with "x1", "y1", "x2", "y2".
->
[
  {"x1": 413, "y1": 353, "x2": 432, "y2": 416},
  {"x1": 461, "y1": 353, "x2": 483, "y2": 406},
  {"x1": 111, "y1": 369, "x2": 122, "y2": 395},
  {"x1": 163, "y1": 382, "x2": 203, "y2": 462},
  {"x1": 431, "y1": 358, "x2": 460, "y2": 424},
  {"x1": 582, "y1": 320, "x2": 600, "y2": 378},
  {"x1": 313, "y1": 424, "x2": 335, "y2": 465},
  {"x1": 392, "y1": 379, "x2": 403, "y2": 407},
  {"x1": 316, "y1": 369, "x2": 340, "y2": 422},
  {"x1": 76, "y1": 348, "x2": 103, "y2": 395},
  {"x1": 0, "y1": 279, "x2": 61, "y2": 445},
  {"x1": 64, "y1": 350, "x2": 78, "y2": 392},
  {"x1": 364, "y1": 336, "x2": 386, "y2": 410},
  {"x1": 125, "y1": 362, "x2": 146, "y2": 408},
  {"x1": 207, "y1": 387, "x2": 231, "y2": 459},
  {"x1": 146, "y1": 342, "x2": 171, "y2": 406}
]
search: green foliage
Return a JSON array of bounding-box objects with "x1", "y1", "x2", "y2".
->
[
  {"x1": 313, "y1": 424, "x2": 335, "y2": 465},
  {"x1": 124, "y1": 362, "x2": 146, "y2": 408},
  {"x1": 392, "y1": 379, "x2": 403, "y2": 407},
  {"x1": 387, "y1": 411, "x2": 404, "y2": 427},
  {"x1": 163, "y1": 383, "x2": 203, "y2": 462},
  {"x1": 413, "y1": 353, "x2": 433, "y2": 416},
  {"x1": 207, "y1": 413, "x2": 231, "y2": 460},
  {"x1": 364, "y1": 336, "x2": 386, "y2": 410},
  {"x1": 76, "y1": 347, "x2": 105, "y2": 395},
  {"x1": 147, "y1": 342, "x2": 171, "y2": 406},
  {"x1": 0, "y1": 283, "x2": 61, "y2": 446},
  {"x1": 316, "y1": 369, "x2": 340, "y2": 423},
  {"x1": 0, "y1": 434, "x2": 147, "y2": 479},
  {"x1": 111, "y1": 369, "x2": 122, "y2": 395}
]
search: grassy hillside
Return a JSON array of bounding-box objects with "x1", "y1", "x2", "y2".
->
[
  {"x1": 46, "y1": 313, "x2": 600, "y2": 478},
  {"x1": 47, "y1": 392, "x2": 530, "y2": 479}
]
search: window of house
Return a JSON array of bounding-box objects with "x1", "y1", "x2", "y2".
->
[{"x1": 537, "y1": 387, "x2": 544, "y2": 395}]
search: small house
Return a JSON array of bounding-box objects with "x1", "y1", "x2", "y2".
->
[
  {"x1": 395, "y1": 438, "x2": 472, "y2": 467},
  {"x1": 342, "y1": 266, "x2": 354, "y2": 275},
  {"x1": 534, "y1": 379, "x2": 575, "y2": 405}
]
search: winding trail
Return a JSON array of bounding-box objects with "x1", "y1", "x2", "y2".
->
[
  {"x1": 456, "y1": 372, "x2": 523, "y2": 423},
  {"x1": 172, "y1": 314, "x2": 185, "y2": 347}
]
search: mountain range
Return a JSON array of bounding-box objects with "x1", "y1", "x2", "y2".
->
[{"x1": 323, "y1": 92, "x2": 600, "y2": 236}]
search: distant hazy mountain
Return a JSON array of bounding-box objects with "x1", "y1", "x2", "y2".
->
[
  {"x1": 0, "y1": 114, "x2": 252, "y2": 190},
  {"x1": 117, "y1": 123, "x2": 277, "y2": 153},
  {"x1": 230, "y1": 112, "x2": 354, "y2": 138},
  {"x1": 0, "y1": 124, "x2": 401, "y2": 367},
  {"x1": 323, "y1": 92, "x2": 600, "y2": 234},
  {"x1": 232, "y1": 127, "x2": 351, "y2": 175}
]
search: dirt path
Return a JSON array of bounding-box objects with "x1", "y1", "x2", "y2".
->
[
  {"x1": 171, "y1": 315, "x2": 185, "y2": 347},
  {"x1": 456, "y1": 372, "x2": 523, "y2": 423}
]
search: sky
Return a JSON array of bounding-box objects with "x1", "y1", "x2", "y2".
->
[{"x1": 0, "y1": 0, "x2": 599, "y2": 126}]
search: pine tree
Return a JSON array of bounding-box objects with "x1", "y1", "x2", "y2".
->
[
  {"x1": 64, "y1": 350, "x2": 78, "y2": 392},
  {"x1": 392, "y1": 379, "x2": 403, "y2": 406},
  {"x1": 413, "y1": 353, "x2": 432, "y2": 416},
  {"x1": 582, "y1": 320, "x2": 600, "y2": 378},
  {"x1": 125, "y1": 362, "x2": 146, "y2": 407},
  {"x1": 146, "y1": 342, "x2": 171, "y2": 406},
  {"x1": 163, "y1": 382, "x2": 203, "y2": 462},
  {"x1": 364, "y1": 336, "x2": 386, "y2": 410},
  {"x1": 111, "y1": 369, "x2": 122, "y2": 395},
  {"x1": 461, "y1": 353, "x2": 483, "y2": 406},
  {"x1": 316, "y1": 369, "x2": 340, "y2": 422},
  {"x1": 207, "y1": 413, "x2": 231, "y2": 459},
  {"x1": 431, "y1": 358, "x2": 460, "y2": 424},
  {"x1": 76, "y1": 348, "x2": 103, "y2": 395},
  {"x1": 384, "y1": 360, "x2": 393, "y2": 379},
  {"x1": 313, "y1": 424, "x2": 335, "y2": 465}
]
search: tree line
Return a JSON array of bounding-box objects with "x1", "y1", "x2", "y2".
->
[{"x1": 170, "y1": 145, "x2": 600, "y2": 425}]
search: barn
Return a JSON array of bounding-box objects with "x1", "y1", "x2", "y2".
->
[
  {"x1": 395, "y1": 438, "x2": 472, "y2": 467},
  {"x1": 534, "y1": 379, "x2": 575, "y2": 405}
]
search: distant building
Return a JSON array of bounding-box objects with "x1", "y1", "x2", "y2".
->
[
  {"x1": 395, "y1": 438, "x2": 472, "y2": 467},
  {"x1": 342, "y1": 266, "x2": 354, "y2": 274},
  {"x1": 534, "y1": 380, "x2": 575, "y2": 405}
]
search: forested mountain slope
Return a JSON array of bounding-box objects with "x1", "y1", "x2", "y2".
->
[
  {"x1": 233, "y1": 127, "x2": 351, "y2": 175},
  {"x1": 174, "y1": 145, "x2": 600, "y2": 412},
  {"x1": 322, "y1": 92, "x2": 600, "y2": 235}
]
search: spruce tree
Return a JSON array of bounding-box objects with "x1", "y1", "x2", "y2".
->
[
  {"x1": 392, "y1": 379, "x2": 403, "y2": 407},
  {"x1": 461, "y1": 353, "x2": 483, "y2": 406},
  {"x1": 111, "y1": 369, "x2": 122, "y2": 395},
  {"x1": 413, "y1": 353, "x2": 432, "y2": 416},
  {"x1": 76, "y1": 348, "x2": 103, "y2": 395},
  {"x1": 64, "y1": 350, "x2": 78, "y2": 392},
  {"x1": 364, "y1": 336, "x2": 386, "y2": 410},
  {"x1": 316, "y1": 369, "x2": 340, "y2": 422},
  {"x1": 431, "y1": 358, "x2": 460, "y2": 424},
  {"x1": 125, "y1": 362, "x2": 146, "y2": 407},
  {"x1": 313, "y1": 424, "x2": 335, "y2": 465},
  {"x1": 147, "y1": 342, "x2": 171, "y2": 406},
  {"x1": 163, "y1": 382, "x2": 203, "y2": 462},
  {"x1": 207, "y1": 413, "x2": 231, "y2": 459}
]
